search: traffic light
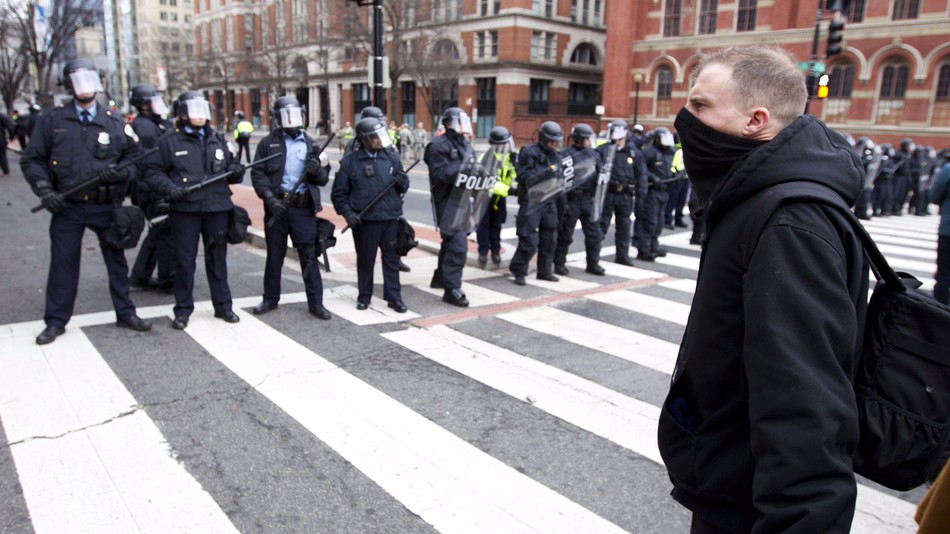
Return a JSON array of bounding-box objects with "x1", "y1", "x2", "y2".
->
[
  {"x1": 826, "y1": 19, "x2": 845, "y2": 58},
  {"x1": 817, "y1": 74, "x2": 830, "y2": 99}
]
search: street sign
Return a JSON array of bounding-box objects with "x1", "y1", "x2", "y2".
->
[{"x1": 798, "y1": 62, "x2": 826, "y2": 74}]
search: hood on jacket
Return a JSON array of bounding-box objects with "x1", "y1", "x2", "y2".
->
[{"x1": 704, "y1": 115, "x2": 865, "y2": 223}]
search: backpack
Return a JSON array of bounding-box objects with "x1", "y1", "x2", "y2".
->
[
  {"x1": 226, "y1": 205, "x2": 251, "y2": 244},
  {"x1": 396, "y1": 217, "x2": 418, "y2": 257},
  {"x1": 741, "y1": 181, "x2": 950, "y2": 491}
]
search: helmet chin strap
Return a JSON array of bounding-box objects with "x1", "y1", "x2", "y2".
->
[{"x1": 75, "y1": 94, "x2": 96, "y2": 104}]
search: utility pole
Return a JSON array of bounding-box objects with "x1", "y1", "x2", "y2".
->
[{"x1": 347, "y1": 0, "x2": 386, "y2": 109}]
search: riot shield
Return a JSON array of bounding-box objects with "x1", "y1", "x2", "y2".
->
[
  {"x1": 524, "y1": 157, "x2": 566, "y2": 215},
  {"x1": 592, "y1": 143, "x2": 618, "y2": 222},
  {"x1": 562, "y1": 149, "x2": 599, "y2": 193},
  {"x1": 438, "y1": 147, "x2": 498, "y2": 234},
  {"x1": 865, "y1": 146, "x2": 883, "y2": 190}
]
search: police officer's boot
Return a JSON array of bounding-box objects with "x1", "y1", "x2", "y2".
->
[
  {"x1": 430, "y1": 269, "x2": 445, "y2": 289},
  {"x1": 554, "y1": 264, "x2": 570, "y2": 275},
  {"x1": 586, "y1": 264, "x2": 606, "y2": 276},
  {"x1": 443, "y1": 288, "x2": 469, "y2": 307}
]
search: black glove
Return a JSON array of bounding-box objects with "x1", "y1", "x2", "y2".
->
[
  {"x1": 227, "y1": 163, "x2": 245, "y2": 183},
  {"x1": 39, "y1": 189, "x2": 66, "y2": 214},
  {"x1": 100, "y1": 166, "x2": 129, "y2": 184},
  {"x1": 344, "y1": 211, "x2": 361, "y2": 228},
  {"x1": 395, "y1": 171, "x2": 409, "y2": 189},
  {"x1": 264, "y1": 192, "x2": 287, "y2": 219},
  {"x1": 167, "y1": 186, "x2": 188, "y2": 201},
  {"x1": 152, "y1": 198, "x2": 171, "y2": 216}
]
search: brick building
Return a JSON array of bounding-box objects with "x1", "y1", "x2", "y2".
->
[
  {"x1": 602, "y1": 0, "x2": 950, "y2": 149},
  {"x1": 193, "y1": 0, "x2": 606, "y2": 142}
]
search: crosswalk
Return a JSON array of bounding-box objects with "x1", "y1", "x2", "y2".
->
[{"x1": 0, "y1": 213, "x2": 938, "y2": 533}]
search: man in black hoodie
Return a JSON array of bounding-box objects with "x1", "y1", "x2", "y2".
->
[{"x1": 657, "y1": 46, "x2": 868, "y2": 533}]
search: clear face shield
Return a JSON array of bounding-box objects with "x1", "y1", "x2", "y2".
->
[
  {"x1": 658, "y1": 130, "x2": 675, "y2": 148},
  {"x1": 279, "y1": 106, "x2": 306, "y2": 128},
  {"x1": 490, "y1": 138, "x2": 515, "y2": 155},
  {"x1": 184, "y1": 99, "x2": 212, "y2": 121},
  {"x1": 148, "y1": 96, "x2": 169, "y2": 116},
  {"x1": 368, "y1": 123, "x2": 393, "y2": 149},
  {"x1": 448, "y1": 112, "x2": 473, "y2": 136},
  {"x1": 608, "y1": 124, "x2": 628, "y2": 141},
  {"x1": 69, "y1": 70, "x2": 104, "y2": 95}
]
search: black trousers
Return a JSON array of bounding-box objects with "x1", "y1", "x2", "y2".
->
[
  {"x1": 476, "y1": 198, "x2": 507, "y2": 256},
  {"x1": 639, "y1": 189, "x2": 668, "y2": 254},
  {"x1": 352, "y1": 219, "x2": 401, "y2": 304},
  {"x1": 45, "y1": 201, "x2": 136, "y2": 327},
  {"x1": 600, "y1": 192, "x2": 633, "y2": 261},
  {"x1": 130, "y1": 221, "x2": 175, "y2": 289},
  {"x1": 437, "y1": 229, "x2": 468, "y2": 290},
  {"x1": 935, "y1": 235, "x2": 950, "y2": 305},
  {"x1": 262, "y1": 205, "x2": 324, "y2": 307},
  {"x1": 665, "y1": 179, "x2": 689, "y2": 224},
  {"x1": 169, "y1": 210, "x2": 232, "y2": 318},
  {"x1": 236, "y1": 138, "x2": 252, "y2": 164},
  {"x1": 0, "y1": 140, "x2": 9, "y2": 173},
  {"x1": 554, "y1": 194, "x2": 603, "y2": 268},
  {"x1": 510, "y1": 201, "x2": 558, "y2": 277}
]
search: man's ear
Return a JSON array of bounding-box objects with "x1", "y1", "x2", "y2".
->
[{"x1": 743, "y1": 107, "x2": 772, "y2": 140}]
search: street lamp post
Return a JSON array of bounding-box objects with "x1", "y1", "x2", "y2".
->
[
  {"x1": 633, "y1": 73, "x2": 644, "y2": 126},
  {"x1": 347, "y1": 0, "x2": 385, "y2": 109}
]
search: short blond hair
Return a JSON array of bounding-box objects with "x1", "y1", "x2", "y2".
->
[{"x1": 696, "y1": 45, "x2": 806, "y2": 129}]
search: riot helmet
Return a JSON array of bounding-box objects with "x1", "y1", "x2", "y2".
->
[
  {"x1": 607, "y1": 120, "x2": 628, "y2": 141},
  {"x1": 62, "y1": 59, "x2": 103, "y2": 102},
  {"x1": 650, "y1": 127, "x2": 675, "y2": 149},
  {"x1": 173, "y1": 91, "x2": 212, "y2": 127},
  {"x1": 900, "y1": 138, "x2": 915, "y2": 153},
  {"x1": 272, "y1": 96, "x2": 307, "y2": 130},
  {"x1": 234, "y1": 110, "x2": 245, "y2": 120},
  {"x1": 856, "y1": 136, "x2": 874, "y2": 150},
  {"x1": 30, "y1": 104, "x2": 41, "y2": 114},
  {"x1": 360, "y1": 106, "x2": 386, "y2": 128},
  {"x1": 130, "y1": 84, "x2": 169, "y2": 116},
  {"x1": 441, "y1": 107, "x2": 473, "y2": 136},
  {"x1": 355, "y1": 117, "x2": 392, "y2": 151},
  {"x1": 538, "y1": 121, "x2": 564, "y2": 147},
  {"x1": 632, "y1": 124, "x2": 644, "y2": 134},
  {"x1": 488, "y1": 126, "x2": 514, "y2": 154},
  {"x1": 570, "y1": 123, "x2": 596, "y2": 147}
]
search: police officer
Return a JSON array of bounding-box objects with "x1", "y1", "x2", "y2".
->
[
  {"x1": 510, "y1": 121, "x2": 564, "y2": 285},
  {"x1": 554, "y1": 123, "x2": 605, "y2": 276},
  {"x1": 21, "y1": 59, "x2": 151, "y2": 345},
  {"x1": 339, "y1": 121, "x2": 354, "y2": 152},
  {"x1": 250, "y1": 96, "x2": 332, "y2": 319},
  {"x1": 343, "y1": 106, "x2": 386, "y2": 157},
  {"x1": 128, "y1": 83, "x2": 175, "y2": 292},
  {"x1": 663, "y1": 132, "x2": 689, "y2": 229},
  {"x1": 476, "y1": 126, "x2": 518, "y2": 267},
  {"x1": 854, "y1": 137, "x2": 879, "y2": 220},
  {"x1": 233, "y1": 110, "x2": 254, "y2": 163},
  {"x1": 874, "y1": 143, "x2": 897, "y2": 216},
  {"x1": 332, "y1": 117, "x2": 409, "y2": 312},
  {"x1": 426, "y1": 107, "x2": 477, "y2": 306},
  {"x1": 598, "y1": 120, "x2": 646, "y2": 266},
  {"x1": 638, "y1": 127, "x2": 675, "y2": 261},
  {"x1": 145, "y1": 91, "x2": 244, "y2": 330}
]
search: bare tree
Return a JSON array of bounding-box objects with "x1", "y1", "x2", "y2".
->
[
  {"x1": 0, "y1": 17, "x2": 30, "y2": 112},
  {"x1": 254, "y1": 42, "x2": 295, "y2": 105},
  {"x1": 405, "y1": 33, "x2": 462, "y2": 127},
  {"x1": 2, "y1": 0, "x2": 99, "y2": 108}
]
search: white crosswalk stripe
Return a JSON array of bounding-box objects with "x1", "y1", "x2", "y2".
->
[{"x1": 0, "y1": 215, "x2": 934, "y2": 533}]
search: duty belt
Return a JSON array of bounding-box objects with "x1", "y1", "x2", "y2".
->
[
  {"x1": 609, "y1": 182, "x2": 630, "y2": 194},
  {"x1": 282, "y1": 189, "x2": 312, "y2": 209}
]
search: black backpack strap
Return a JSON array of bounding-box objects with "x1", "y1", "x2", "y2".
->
[{"x1": 739, "y1": 181, "x2": 905, "y2": 291}]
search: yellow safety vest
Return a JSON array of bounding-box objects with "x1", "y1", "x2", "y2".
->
[{"x1": 234, "y1": 120, "x2": 254, "y2": 140}]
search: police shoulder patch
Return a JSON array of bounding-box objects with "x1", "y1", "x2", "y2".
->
[{"x1": 124, "y1": 124, "x2": 140, "y2": 143}]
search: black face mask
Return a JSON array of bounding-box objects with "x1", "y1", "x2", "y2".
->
[
  {"x1": 673, "y1": 107, "x2": 765, "y2": 205},
  {"x1": 75, "y1": 94, "x2": 96, "y2": 105}
]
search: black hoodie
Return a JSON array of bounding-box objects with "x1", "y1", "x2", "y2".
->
[{"x1": 658, "y1": 115, "x2": 870, "y2": 533}]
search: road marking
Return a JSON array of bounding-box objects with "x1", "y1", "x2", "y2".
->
[
  {"x1": 586, "y1": 290, "x2": 692, "y2": 326},
  {"x1": 184, "y1": 311, "x2": 629, "y2": 534}
]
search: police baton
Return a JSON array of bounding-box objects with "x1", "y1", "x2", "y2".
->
[
  {"x1": 30, "y1": 147, "x2": 158, "y2": 213},
  {"x1": 265, "y1": 133, "x2": 337, "y2": 229},
  {"x1": 183, "y1": 152, "x2": 281, "y2": 194},
  {"x1": 340, "y1": 159, "x2": 420, "y2": 234}
]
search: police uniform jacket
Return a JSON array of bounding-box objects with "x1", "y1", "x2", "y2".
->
[
  {"x1": 642, "y1": 144, "x2": 674, "y2": 189},
  {"x1": 596, "y1": 143, "x2": 647, "y2": 199},
  {"x1": 250, "y1": 130, "x2": 329, "y2": 213},
  {"x1": 21, "y1": 101, "x2": 142, "y2": 199},
  {"x1": 425, "y1": 129, "x2": 470, "y2": 220},
  {"x1": 332, "y1": 147, "x2": 406, "y2": 222},
  {"x1": 131, "y1": 114, "x2": 171, "y2": 149},
  {"x1": 561, "y1": 145, "x2": 603, "y2": 196},
  {"x1": 515, "y1": 142, "x2": 561, "y2": 205},
  {"x1": 144, "y1": 124, "x2": 238, "y2": 213}
]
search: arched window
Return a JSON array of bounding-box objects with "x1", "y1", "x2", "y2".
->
[
  {"x1": 433, "y1": 40, "x2": 460, "y2": 61},
  {"x1": 655, "y1": 67, "x2": 675, "y2": 117},
  {"x1": 736, "y1": 0, "x2": 757, "y2": 31},
  {"x1": 570, "y1": 43, "x2": 599, "y2": 66},
  {"x1": 293, "y1": 57, "x2": 308, "y2": 78},
  {"x1": 934, "y1": 63, "x2": 950, "y2": 126},
  {"x1": 825, "y1": 63, "x2": 854, "y2": 123},
  {"x1": 877, "y1": 62, "x2": 909, "y2": 125}
]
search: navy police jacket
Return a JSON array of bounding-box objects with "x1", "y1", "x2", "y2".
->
[
  {"x1": 332, "y1": 147, "x2": 406, "y2": 222},
  {"x1": 144, "y1": 124, "x2": 239, "y2": 213},
  {"x1": 424, "y1": 130, "x2": 470, "y2": 219},
  {"x1": 21, "y1": 100, "x2": 142, "y2": 199},
  {"x1": 250, "y1": 130, "x2": 329, "y2": 213}
]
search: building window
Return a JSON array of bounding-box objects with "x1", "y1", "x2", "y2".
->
[
  {"x1": 568, "y1": 82, "x2": 598, "y2": 115},
  {"x1": 570, "y1": 43, "x2": 598, "y2": 66},
  {"x1": 736, "y1": 0, "x2": 756, "y2": 31},
  {"x1": 353, "y1": 83, "x2": 371, "y2": 124},
  {"x1": 401, "y1": 81, "x2": 416, "y2": 127},
  {"x1": 293, "y1": 0, "x2": 307, "y2": 43},
  {"x1": 160, "y1": 11, "x2": 167, "y2": 21},
  {"x1": 572, "y1": 0, "x2": 603, "y2": 25},
  {"x1": 434, "y1": 40, "x2": 460, "y2": 61},
  {"x1": 933, "y1": 63, "x2": 950, "y2": 126},
  {"x1": 656, "y1": 67, "x2": 674, "y2": 117},
  {"x1": 476, "y1": 30, "x2": 498, "y2": 58},
  {"x1": 529, "y1": 79, "x2": 550, "y2": 114},
  {"x1": 251, "y1": 89, "x2": 262, "y2": 128},
  {"x1": 664, "y1": 0, "x2": 681, "y2": 37},
  {"x1": 245, "y1": 15, "x2": 253, "y2": 52},
  {"x1": 476, "y1": 77, "x2": 496, "y2": 138},
  {"x1": 225, "y1": 17, "x2": 232, "y2": 52},
  {"x1": 877, "y1": 62, "x2": 909, "y2": 125},
  {"x1": 531, "y1": 31, "x2": 556, "y2": 61},
  {"x1": 433, "y1": 0, "x2": 462, "y2": 22},
  {"x1": 845, "y1": 0, "x2": 865, "y2": 23},
  {"x1": 532, "y1": 0, "x2": 555, "y2": 18},
  {"x1": 184, "y1": 14, "x2": 191, "y2": 23},
  {"x1": 826, "y1": 64, "x2": 854, "y2": 123},
  {"x1": 479, "y1": 0, "x2": 499, "y2": 16},
  {"x1": 892, "y1": 0, "x2": 919, "y2": 20},
  {"x1": 698, "y1": 0, "x2": 717, "y2": 35}
]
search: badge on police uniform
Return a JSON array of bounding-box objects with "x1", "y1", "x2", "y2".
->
[
  {"x1": 98, "y1": 132, "x2": 111, "y2": 145},
  {"x1": 215, "y1": 148, "x2": 224, "y2": 160},
  {"x1": 124, "y1": 124, "x2": 139, "y2": 143},
  {"x1": 627, "y1": 157, "x2": 634, "y2": 164}
]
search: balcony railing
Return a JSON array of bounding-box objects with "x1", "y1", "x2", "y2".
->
[{"x1": 515, "y1": 101, "x2": 598, "y2": 116}]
